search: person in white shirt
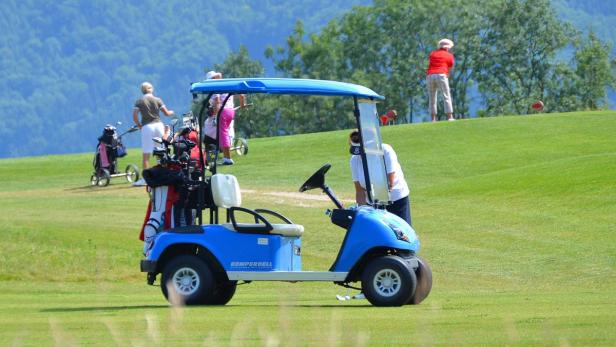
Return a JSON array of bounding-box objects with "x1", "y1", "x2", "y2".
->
[{"x1": 349, "y1": 130, "x2": 412, "y2": 226}]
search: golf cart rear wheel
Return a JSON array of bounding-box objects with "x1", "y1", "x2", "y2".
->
[
  {"x1": 233, "y1": 138, "x2": 248, "y2": 156},
  {"x1": 408, "y1": 256, "x2": 432, "y2": 305},
  {"x1": 207, "y1": 280, "x2": 237, "y2": 305},
  {"x1": 361, "y1": 255, "x2": 416, "y2": 307},
  {"x1": 97, "y1": 169, "x2": 111, "y2": 187},
  {"x1": 161, "y1": 255, "x2": 215, "y2": 306},
  {"x1": 125, "y1": 164, "x2": 139, "y2": 183},
  {"x1": 90, "y1": 174, "x2": 98, "y2": 186}
]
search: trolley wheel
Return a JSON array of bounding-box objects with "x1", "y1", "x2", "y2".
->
[
  {"x1": 125, "y1": 164, "x2": 139, "y2": 183},
  {"x1": 233, "y1": 138, "x2": 248, "y2": 156},
  {"x1": 97, "y1": 169, "x2": 111, "y2": 187},
  {"x1": 90, "y1": 174, "x2": 99, "y2": 186}
]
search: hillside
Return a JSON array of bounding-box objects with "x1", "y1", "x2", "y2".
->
[
  {"x1": 0, "y1": 0, "x2": 371, "y2": 158},
  {"x1": 0, "y1": 112, "x2": 614, "y2": 345},
  {"x1": 1, "y1": 0, "x2": 615, "y2": 159}
]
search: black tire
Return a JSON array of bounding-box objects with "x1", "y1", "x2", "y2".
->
[
  {"x1": 408, "y1": 256, "x2": 432, "y2": 305},
  {"x1": 90, "y1": 174, "x2": 98, "y2": 186},
  {"x1": 234, "y1": 138, "x2": 248, "y2": 156},
  {"x1": 97, "y1": 169, "x2": 111, "y2": 187},
  {"x1": 161, "y1": 255, "x2": 215, "y2": 306},
  {"x1": 207, "y1": 280, "x2": 237, "y2": 305},
  {"x1": 125, "y1": 164, "x2": 139, "y2": 183},
  {"x1": 361, "y1": 255, "x2": 417, "y2": 307}
]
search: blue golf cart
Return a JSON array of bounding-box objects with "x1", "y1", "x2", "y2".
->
[{"x1": 140, "y1": 78, "x2": 432, "y2": 307}]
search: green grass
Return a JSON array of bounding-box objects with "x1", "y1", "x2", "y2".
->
[{"x1": 1, "y1": 111, "x2": 615, "y2": 345}]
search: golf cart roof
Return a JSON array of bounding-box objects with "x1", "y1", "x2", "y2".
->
[{"x1": 190, "y1": 78, "x2": 385, "y2": 100}]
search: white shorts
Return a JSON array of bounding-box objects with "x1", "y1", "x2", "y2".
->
[{"x1": 141, "y1": 122, "x2": 165, "y2": 154}]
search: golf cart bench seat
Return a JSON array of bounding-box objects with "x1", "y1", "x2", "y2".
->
[{"x1": 211, "y1": 174, "x2": 304, "y2": 237}]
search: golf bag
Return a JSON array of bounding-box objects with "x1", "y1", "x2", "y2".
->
[
  {"x1": 93, "y1": 125, "x2": 127, "y2": 174},
  {"x1": 138, "y1": 140, "x2": 204, "y2": 254}
]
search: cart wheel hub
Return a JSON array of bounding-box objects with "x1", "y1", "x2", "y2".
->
[
  {"x1": 172, "y1": 267, "x2": 200, "y2": 295},
  {"x1": 373, "y1": 269, "x2": 401, "y2": 297}
]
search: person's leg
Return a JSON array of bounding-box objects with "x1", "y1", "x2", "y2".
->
[
  {"x1": 427, "y1": 75, "x2": 439, "y2": 122},
  {"x1": 219, "y1": 108, "x2": 235, "y2": 163},
  {"x1": 437, "y1": 75, "x2": 454, "y2": 120},
  {"x1": 144, "y1": 122, "x2": 165, "y2": 169},
  {"x1": 142, "y1": 153, "x2": 151, "y2": 170},
  {"x1": 141, "y1": 124, "x2": 154, "y2": 170},
  {"x1": 385, "y1": 196, "x2": 411, "y2": 226}
]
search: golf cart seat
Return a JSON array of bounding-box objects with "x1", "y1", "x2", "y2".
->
[{"x1": 211, "y1": 174, "x2": 304, "y2": 237}]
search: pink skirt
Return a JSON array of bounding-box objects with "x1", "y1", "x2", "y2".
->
[{"x1": 218, "y1": 108, "x2": 235, "y2": 148}]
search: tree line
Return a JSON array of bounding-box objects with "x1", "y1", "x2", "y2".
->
[{"x1": 212, "y1": 0, "x2": 615, "y2": 139}]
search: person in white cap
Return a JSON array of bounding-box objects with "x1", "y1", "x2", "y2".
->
[
  {"x1": 205, "y1": 70, "x2": 245, "y2": 165},
  {"x1": 426, "y1": 38, "x2": 455, "y2": 122},
  {"x1": 132, "y1": 82, "x2": 174, "y2": 186}
]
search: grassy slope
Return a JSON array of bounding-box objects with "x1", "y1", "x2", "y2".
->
[{"x1": 0, "y1": 111, "x2": 615, "y2": 345}]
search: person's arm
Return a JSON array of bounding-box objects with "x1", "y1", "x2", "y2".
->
[
  {"x1": 387, "y1": 172, "x2": 395, "y2": 191},
  {"x1": 239, "y1": 94, "x2": 246, "y2": 108},
  {"x1": 354, "y1": 181, "x2": 367, "y2": 205},
  {"x1": 383, "y1": 145, "x2": 396, "y2": 190},
  {"x1": 161, "y1": 105, "x2": 174, "y2": 117},
  {"x1": 132, "y1": 108, "x2": 141, "y2": 129}
]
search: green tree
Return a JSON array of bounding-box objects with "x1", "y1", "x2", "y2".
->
[
  {"x1": 476, "y1": 0, "x2": 573, "y2": 115},
  {"x1": 573, "y1": 31, "x2": 615, "y2": 110}
]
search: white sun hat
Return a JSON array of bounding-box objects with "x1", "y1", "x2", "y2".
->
[
  {"x1": 438, "y1": 39, "x2": 454, "y2": 49},
  {"x1": 206, "y1": 71, "x2": 222, "y2": 79}
]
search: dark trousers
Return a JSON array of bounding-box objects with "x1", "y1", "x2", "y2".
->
[{"x1": 386, "y1": 195, "x2": 412, "y2": 227}]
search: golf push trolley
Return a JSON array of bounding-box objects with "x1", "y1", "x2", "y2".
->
[
  {"x1": 139, "y1": 78, "x2": 432, "y2": 307},
  {"x1": 90, "y1": 122, "x2": 140, "y2": 187}
]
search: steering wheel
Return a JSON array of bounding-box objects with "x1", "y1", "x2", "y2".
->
[{"x1": 299, "y1": 164, "x2": 331, "y2": 192}]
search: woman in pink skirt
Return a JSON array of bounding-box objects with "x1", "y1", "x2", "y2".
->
[{"x1": 206, "y1": 71, "x2": 246, "y2": 165}]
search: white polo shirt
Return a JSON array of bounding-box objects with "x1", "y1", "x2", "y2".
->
[{"x1": 350, "y1": 143, "x2": 409, "y2": 202}]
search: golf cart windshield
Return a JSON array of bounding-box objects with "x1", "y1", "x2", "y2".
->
[
  {"x1": 189, "y1": 77, "x2": 390, "y2": 205},
  {"x1": 358, "y1": 101, "x2": 389, "y2": 204}
]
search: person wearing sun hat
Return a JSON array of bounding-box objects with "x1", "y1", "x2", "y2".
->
[
  {"x1": 426, "y1": 38, "x2": 455, "y2": 122},
  {"x1": 205, "y1": 70, "x2": 245, "y2": 165}
]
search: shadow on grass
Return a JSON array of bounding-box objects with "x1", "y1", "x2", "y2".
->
[
  {"x1": 41, "y1": 304, "x2": 169, "y2": 313},
  {"x1": 64, "y1": 184, "x2": 139, "y2": 192},
  {"x1": 42, "y1": 303, "x2": 372, "y2": 312}
]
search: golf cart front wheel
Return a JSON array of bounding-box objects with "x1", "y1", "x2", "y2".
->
[
  {"x1": 97, "y1": 169, "x2": 111, "y2": 187},
  {"x1": 408, "y1": 256, "x2": 432, "y2": 305},
  {"x1": 161, "y1": 255, "x2": 215, "y2": 306},
  {"x1": 90, "y1": 174, "x2": 98, "y2": 186},
  {"x1": 233, "y1": 138, "x2": 248, "y2": 156},
  {"x1": 361, "y1": 255, "x2": 417, "y2": 307},
  {"x1": 125, "y1": 164, "x2": 139, "y2": 183}
]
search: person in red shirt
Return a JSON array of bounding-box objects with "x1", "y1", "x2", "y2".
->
[{"x1": 426, "y1": 39, "x2": 455, "y2": 122}]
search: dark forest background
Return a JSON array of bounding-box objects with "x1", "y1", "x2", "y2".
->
[{"x1": 0, "y1": 0, "x2": 614, "y2": 158}]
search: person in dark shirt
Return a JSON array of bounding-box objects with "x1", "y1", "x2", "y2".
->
[{"x1": 426, "y1": 39, "x2": 455, "y2": 122}]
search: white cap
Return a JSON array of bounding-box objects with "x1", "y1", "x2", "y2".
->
[
  {"x1": 438, "y1": 38, "x2": 454, "y2": 49},
  {"x1": 206, "y1": 71, "x2": 222, "y2": 79}
]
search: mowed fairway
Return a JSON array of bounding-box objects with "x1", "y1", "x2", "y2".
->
[{"x1": 1, "y1": 111, "x2": 615, "y2": 346}]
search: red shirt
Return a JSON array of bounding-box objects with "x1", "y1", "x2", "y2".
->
[{"x1": 427, "y1": 48, "x2": 454, "y2": 76}]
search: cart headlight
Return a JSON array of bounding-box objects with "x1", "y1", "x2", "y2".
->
[{"x1": 391, "y1": 226, "x2": 410, "y2": 243}]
